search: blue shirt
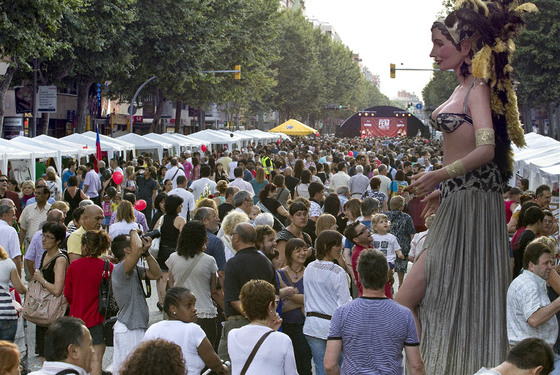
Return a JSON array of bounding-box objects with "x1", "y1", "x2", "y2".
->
[
  {"x1": 328, "y1": 297, "x2": 419, "y2": 374},
  {"x1": 206, "y1": 229, "x2": 226, "y2": 271},
  {"x1": 62, "y1": 170, "x2": 75, "y2": 189}
]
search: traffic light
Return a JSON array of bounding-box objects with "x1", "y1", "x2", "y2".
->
[
  {"x1": 235, "y1": 65, "x2": 241, "y2": 80},
  {"x1": 390, "y1": 63, "x2": 396, "y2": 79}
]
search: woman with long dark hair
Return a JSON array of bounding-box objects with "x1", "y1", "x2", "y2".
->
[{"x1": 395, "y1": 2, "x2": 535, "y2": 372}]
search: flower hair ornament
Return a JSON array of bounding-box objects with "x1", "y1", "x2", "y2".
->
[{"x1": 433, "y1": 0, "x2": 538, "y2": 182}]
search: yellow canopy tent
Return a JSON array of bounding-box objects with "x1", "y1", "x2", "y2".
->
[{"x1": 269, "y1": 119, "x2": 317, "y2": 136}]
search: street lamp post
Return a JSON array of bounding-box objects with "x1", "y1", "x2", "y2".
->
[{"x1": 129, "y1": 76, "x2": 156, "y2": 133}]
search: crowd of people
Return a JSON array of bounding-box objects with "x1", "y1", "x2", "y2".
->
[
  {"x1": 0, "y1": 0, "x2": 558, "y2": 373},
  {"x1": 0, "y1": 127, "x2": 556, "y2": 374}
]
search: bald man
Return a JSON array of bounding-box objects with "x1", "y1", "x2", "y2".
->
[{"x1": 67, "y1": 204, "x2": 104, "y2": 262}]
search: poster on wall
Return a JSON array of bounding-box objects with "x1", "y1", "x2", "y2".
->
[{"x1": 361, "y1": 117, "x2": 406, "y2": 137}]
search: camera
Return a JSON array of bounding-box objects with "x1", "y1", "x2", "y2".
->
[{"x1": 141, "y1": 229, "x2": 160, "y2": 239}]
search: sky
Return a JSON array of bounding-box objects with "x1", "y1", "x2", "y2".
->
[{"x1": 304, "y1": 0, "x2": 447, "y2": 101}]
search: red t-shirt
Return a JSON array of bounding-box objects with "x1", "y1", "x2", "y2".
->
[
  {"x1": 351, "y1": 243, "x2": 392, "y2": 299},
  {"x1": 64, "y1": 257, "x2": 113, "y2": 328}
]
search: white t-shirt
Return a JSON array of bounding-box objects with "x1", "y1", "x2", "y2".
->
[
  {"x1": 228, "y1": 325, "x2": 297, "y2": 375},
  {"x1": 189, "y1": 177, "x2": 217, "y2": 201},
  {"x1": 166, "y1": 252, "x2": 218, "y2": 318},
  {"x1": 228, "y1": 161, "x2": 238, "y2": 180},
  {"x1": 372, "y1": 233, "x2": 401, "y2": 264},
  {"x1": 143, "y1": 321, "x2": 206, "y2": 374},
  {"x1": 167, "y1": 188, "x2": 196, "y2": 220},
  {"x1": 377, "y1": 174, "x2": 392, "y2": 200},
  {"x1": 0, "y1": 257, "x2": 16, "y2": 290},
  {"x1": 109, "y1": 220, "x2": 141, "y2": 239},
  {"x1": 474, "y1": 368, "x2": 501, "y2": 375}
]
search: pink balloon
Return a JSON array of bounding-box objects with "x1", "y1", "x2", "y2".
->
[
  {"x1": 201, "y1": 145, "x2": 207, "y2": 152},
  {"x1": 135, "y1": 199, "x2": 147, "y2": 211},
  {"x1": 112, "y1": 171, "x2": 123, "y2": 185},
  {"x1": 348, "y1": 151, "x2": 353, "y2": 157}
]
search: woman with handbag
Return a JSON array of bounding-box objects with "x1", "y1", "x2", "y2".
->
[
  {"x1": 31, "y1": 221, "x2": 69, "y2": 362},
  {"x1": 0, "y1": 246, "x2": 26, "y2": 342},
  {"x1": 143, "y1": 287, "x2": 228, "y2": 375},
  {"x1": 228, "y1": 279, "x2": 297, "y2": 375},
  {"x1": 167, "y1": 220, "x2": 222, "y2": 350},
  {"x1": 64, "y1": 229, "x2": 112, "y2": 374}
]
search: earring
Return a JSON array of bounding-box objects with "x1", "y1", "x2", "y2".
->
[{"x1": 173, "y1": 312, "x2": 176, "y2": 315}]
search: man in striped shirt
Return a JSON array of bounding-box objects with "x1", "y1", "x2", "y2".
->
[{"x1": 324, "y1": 249, "x2": 425, "y2": 375}]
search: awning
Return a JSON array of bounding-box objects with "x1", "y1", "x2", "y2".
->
[{"x1": 269, "y1": 119, "x2": 317, "y2": 136}]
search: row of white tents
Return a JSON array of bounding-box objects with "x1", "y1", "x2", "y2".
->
[
  {"x1": 0, "y1": 130, "x2": 291, "y2": 182},
  {"x1": 513, "y1": 132, "x2": 560, "y2": 191},
  {"x1": 2, "y1": 129, "x2": 558, "y2": 188}
]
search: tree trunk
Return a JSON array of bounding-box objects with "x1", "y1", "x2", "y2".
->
[
  {"x1": 76, "y1": 79, "x2": 93, "y2": 133},
  {"x1": 198, "y1": 107, "x2": 205, "y2": 131},
  {"x1": 41, "y1": 112, "x2": 50, "y2": 135},
  {"x1": 0, "y1": 65, "x2": 17, "y2": 137},
  {"x1": 174, "y1": 101, "x2": 182, "y2": 133},
  {"x1": 149, "y1": 97, "x2": 166, "y2": 133},
  {"x1": 555, "y1": 102, "x2": 560, "y2": 141},
  {"x1": 521, "y1": 105, "x2": 532, "y2": 134}
]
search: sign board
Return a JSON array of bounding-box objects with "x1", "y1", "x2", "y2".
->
[
  {"x1": 161, "y1": 101, "x2": 173, "y2": 119},
  {"x1": 416, "y1": 103, "x2": 423, "y2": 110},
  {"x1": 361, "y1": 117, "x2": 407, "y2": 137},
  {"x1": 3, "y1": 117, "x2": 24, "y2": 139},
  {"x1": 37, "y1": 86, "x2": 57, "y2": 113}
]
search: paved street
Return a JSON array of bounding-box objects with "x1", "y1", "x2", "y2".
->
[{"x1": 24, "y1": 283, "x2": 164, "y2": 373}]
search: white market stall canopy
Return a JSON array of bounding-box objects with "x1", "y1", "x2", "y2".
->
[
  {"x1": 62, "y1": 133, "x2": 125, "y2": 154},
  {"x1": 174, "y1": 131, "x2": 229, "y2": 149},
  {"x1": 0, "y1": 144, "x2": 33, "y2": 180},
  {"x1": 116, "y1": 133, "x2": 173, "y2": 162},
  {"x1": 513, "y1": 132, "x2": 560, "y2": 190},
  {"x1": 159, "y1": 133, "x2": 212, "y2": 152},
  {"x1": 82, "y1": 131, "x2": 136, "y2": 154},
  {"x1": 144, "y1": 133, "x2": 181, "y2": 156},
  {"x1": 34, "y1": 135, "x2": 93, "y2": 159},
  {"x1": 216, "y1": 130, "x2": 252, "y2": 145},
  {"x1": 0, "y1": 138, "x2": 58, "y2": 179}
]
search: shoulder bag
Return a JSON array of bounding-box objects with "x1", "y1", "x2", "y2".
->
[
  {"x1": 240, "y1": 330, "x2": 274, "y2": 375},
  {"x1": 98, "y1": 260, "x2": 119, "y2": 317},
  {"x1": 100, "y1": 260, "x2": 118, "y2": 347},
  {"x1": 175, "y1": 252, "x2": 204, "y2": 287},
  {"x1": 149, "y1": 215, "x2": 164, "y2": 257},
  {"x1": 22, "y1": 254, "x2": 69, "y2": 327}
]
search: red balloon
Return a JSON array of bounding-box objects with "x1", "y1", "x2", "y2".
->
[
  {"x1": 201, "y1": 144, "x2": 207, "y2": 152},
  {"x1": 112, "y1": 171, "x2": 124, "y2": 185},
  {"x1": 348, "y1": 151, "x2": 353, "y2": 157},
  {"x1": 135, "y1": 199, "x2": 147, "y2": 211}
]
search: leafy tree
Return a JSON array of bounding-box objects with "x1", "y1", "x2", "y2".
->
[
  {"x1": 422, "y1": 63, "x2": 457, "y2": 111},
  {"x1": 269, "y1": 9, "x2": 323, "y2": 121},
  {"x1": 514, "y1": 0, "x2": 560, "y2": 107},
  {"x1": 0, "y1": 0, "x2": 79, "y2": 135}
]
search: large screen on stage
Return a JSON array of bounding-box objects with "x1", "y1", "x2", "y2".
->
[{"x1": 361, "y1": 117, "x2": 406, "y2": 137}]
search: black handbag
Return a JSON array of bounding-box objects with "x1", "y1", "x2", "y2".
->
[
  {"x1": 98, "y1": 260, "x2": 119, "y2": 318},
  {"x1": 103, "y1": 316, "x2": 117, "y2": 347}
]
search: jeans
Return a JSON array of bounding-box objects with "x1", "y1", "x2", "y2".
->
[
  {"x1": 0, "y1": 319, "x2": 18, "y2": 341},
  {"x1": 283, "y1": 323, "x2": 312, "y2": 375},
  {"x1": 305, "y1": 335, "x2": 342, "y2": 375},
  {"x1": 552, "y1": 353, "x2": 560, "y2": 375}
]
